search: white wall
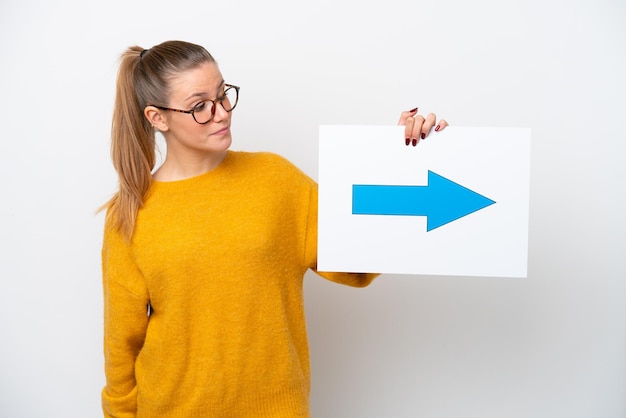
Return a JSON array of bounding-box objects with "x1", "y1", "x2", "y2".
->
[{"x1": 1, "y1": 1, "x2": 624, "y2": 417}]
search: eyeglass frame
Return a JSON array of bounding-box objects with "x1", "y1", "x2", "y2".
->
[{"x1": 151, "y1": 83, "x2": 240, "y2": 125}]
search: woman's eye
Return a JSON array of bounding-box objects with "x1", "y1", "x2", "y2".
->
[{"x1": 193, "y1": 102, "x2": 207, "y2": 112}]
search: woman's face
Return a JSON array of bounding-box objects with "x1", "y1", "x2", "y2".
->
[{"x1": 159, "y1": 62, "x2": 234, "y2": 156}]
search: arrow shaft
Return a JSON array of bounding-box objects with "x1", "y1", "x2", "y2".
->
[{"x1": 352, "y1": 185, "x2": 431, "y2": 216}]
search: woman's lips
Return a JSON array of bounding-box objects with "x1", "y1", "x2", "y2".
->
[{"x1": 212, "y1": 125, "x2": 230, "y2": 136}]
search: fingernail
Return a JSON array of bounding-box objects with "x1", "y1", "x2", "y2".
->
[
  {"x1": 421, "y1": 133, "x2": 426, "y2": 140},
  {"x1": 409, "y1": 107, "x2": 418, "y2": 113},
  {"x1": 405, "y1": 137, "x2": 410, "y2": 146},
  {"x1": 435, "y1": 125, "x2": 441, "y2": 132},
  {"x1": 412, "y1": 138, "x2": 417, "y2": 146}
]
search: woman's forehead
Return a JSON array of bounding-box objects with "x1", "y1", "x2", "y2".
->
[{"x1": 169, "y1": 62, "x2": 223, "y2": 99}]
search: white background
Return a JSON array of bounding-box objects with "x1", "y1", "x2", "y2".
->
[{"x1": 0, "y1": 1, "x2": 624, "y2": 417}]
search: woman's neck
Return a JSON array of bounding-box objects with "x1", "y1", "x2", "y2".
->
[{"x1": 153, "y1": 150, "x2": 228, "y2": 182}]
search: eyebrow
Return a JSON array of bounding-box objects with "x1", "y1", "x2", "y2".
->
[{"x1": 183, "y1": 79, "x2": 225, "y2": 103}]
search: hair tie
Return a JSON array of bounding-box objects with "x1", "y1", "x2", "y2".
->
[{"x1": 140, "y1": 49, "x2": 149, "y2": 58}]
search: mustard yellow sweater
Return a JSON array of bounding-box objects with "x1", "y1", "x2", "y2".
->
[{"x1": 102, "y1": 151, "x2": 377, "y2": 418}]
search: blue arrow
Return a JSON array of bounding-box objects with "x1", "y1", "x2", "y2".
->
[{"x1": 352, "y1": 171, "x2": 496, "y2": 231}]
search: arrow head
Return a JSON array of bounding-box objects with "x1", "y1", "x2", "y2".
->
[{"x1": 426, "y1": 171, "x2": 496, "y2": 231}]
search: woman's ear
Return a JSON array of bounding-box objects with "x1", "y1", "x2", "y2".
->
[{"x1": 144, "y1": 106, "x2": 169, "y2": 132}]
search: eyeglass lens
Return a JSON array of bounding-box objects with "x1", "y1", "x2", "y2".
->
[{"x1": 193, "y1": 87, "x2": 238, "y2": 124}]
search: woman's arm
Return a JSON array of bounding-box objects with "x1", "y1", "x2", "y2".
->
[{"x1": 101, "y1": 226, "x2": 149, "y2": 418}]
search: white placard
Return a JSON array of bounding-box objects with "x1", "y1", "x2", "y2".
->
[{"x1": 318, "y1": 125, "x2": 531, "y2": 278}]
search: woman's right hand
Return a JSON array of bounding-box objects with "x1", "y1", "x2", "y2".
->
[{"x1": 398, "y1": 107, "x2": 448, "y2": 146}]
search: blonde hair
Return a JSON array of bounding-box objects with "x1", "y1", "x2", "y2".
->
[{"x1": 101, "y1": 41, "x2": 215, "y2": 240}]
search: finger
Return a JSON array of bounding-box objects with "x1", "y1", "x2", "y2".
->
[
  {"x1": 421, "y1": 113, "x2": 437, "y2": 139},
  {"x1": 397, "y1": 107, "x2": 418, "y2": 126},
  {"x1": 404, "y1": 117, "x2": 415, "y2": 146},
  {"x1": 410, "y1": 115, "x2": 425, "y2": 146},
  {"x1": 434, "y1": 119, "x2": 449, "y2": 132}
]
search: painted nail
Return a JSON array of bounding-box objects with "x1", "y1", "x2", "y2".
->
[
  {"x1": 435, "y1": 125, "x2": 441, "y2": 132},
  {"x1": 412, "y1": 138, "x2": 418, "y2": 146},
  {"x1": 405, "y1": 137, "x2": 411, "y2": 146},
  {"x1": 409, "y1": 107, "x2": 418, "y2": 113},
  {"x1": 421, "y1": 133, "x2": 426, "y2": 140}
]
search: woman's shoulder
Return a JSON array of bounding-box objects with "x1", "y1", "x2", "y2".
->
[
  {"x1": 231, "y1": 150, "x2": 292, "y2": 165},
  {"x1": 230, "y1": 151, "x2": 304, "y2": 174},
  {"x1": 230, "y1": 150, "x2": 315, "y2": 186}
]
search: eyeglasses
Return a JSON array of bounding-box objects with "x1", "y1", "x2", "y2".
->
[{"x1": 152, "y1": 84, "x2": 240, "y2": 124}]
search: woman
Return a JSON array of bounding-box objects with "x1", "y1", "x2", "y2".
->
[{"x1": 101, "y1": 40, "x2": 447, "y2": 418}]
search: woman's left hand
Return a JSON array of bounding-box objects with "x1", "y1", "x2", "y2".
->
[{"x1": 398, "y1": 107, "x2": 448, "y2": 146}]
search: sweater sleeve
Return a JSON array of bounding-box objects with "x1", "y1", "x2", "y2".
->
[
  {"x1": 101, "y1": 222, "x2": 150, "y2": 418},
  {"x1": 305, "y1": 181, "x2": 379, "y2": 287}
]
